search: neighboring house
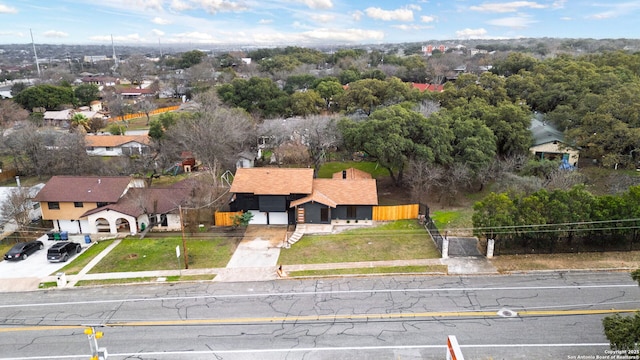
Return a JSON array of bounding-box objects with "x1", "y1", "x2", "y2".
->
[
  {"x1": 236, "y1": 151, "x2": 256, "y2": 169},
  {"x1": 80, "y1": 75, "x2": 119, "y2": 87},
  {"x1": 81, "y1": 180, "x2": 195, "y2": 234},
  {"x1": 116, "y1": 87, "x2": 156, "y2": 99},
  {"x1": 33, "y1": 176, "x2": 145, "y2": 234},
  {"x1": 85, "y1": 135, "x2": 151, "y2": 156},
  {"x1": 43, "y1": 109, "x2": 106, "y2": 128},
  {"x1": 530, "y1": 115, "x2": 580, "y2": 166},
  {"x1": 229, "y1": 168, "x2": 378, "y2": 226}
]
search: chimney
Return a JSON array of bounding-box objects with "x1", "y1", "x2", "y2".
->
[
  {"x1": 15, "y1": 176, "x2": 21, "y2": 188},
  {"x1": 342, "y1": 170, "x2": 347, "y2": 179}
]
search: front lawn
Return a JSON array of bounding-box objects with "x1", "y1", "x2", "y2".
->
[
  {"x1": 88, "y1": 237, "x2": 237, "y2": 273},
  {"x1": 278, "y1": 220, "x2": 440, "y2": 265},
  {"x1": 317, "y1": 161, "x2": 389, "y2": 178}
]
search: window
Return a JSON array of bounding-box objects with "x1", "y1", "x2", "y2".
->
[
  {"x1": 105, "y1": 147, "x2": 112, "y2": 151},
  {"x1": 74, "y1": 202, "x2": 83, "y2": 208},
  {"x1": 346, "y1": 206, "x2": 357, "y2": 218},
  {"x1": 97, "y1": 202, "x2": 108, "y2": 208},
  {"x1": 320, "y1": 208, "x2": 329, "y2": 222},
  {"x1": 48, "y1": 202, "x2": 60, "y2": 210}
]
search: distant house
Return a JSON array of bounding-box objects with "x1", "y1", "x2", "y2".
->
[
  {"x1": 33, "y1": 176, "x2": 145, "y2": 234},
  {"x1": 229, "y1": 168, "x2": 378, "y2": 226},
  {"x1": 85, "y1": 135, "x2": 151, "y2": 156},
  {"x1": 43, "y1": 109, "x2": 105, "y2": 128},
  {"x1": 410, "y1": 83, "x2": 445, "y2": 92},
  {"x1": 530, "y1": 115, "x2": 580, "y2": 166},
  {"x1": 80, "y1": 75, "x2": 119, "y2": 87},
  {"x1": 116, "y1": 87, "x2": 156, "y2": 99}
]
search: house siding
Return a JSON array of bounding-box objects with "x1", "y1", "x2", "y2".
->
[
  {"x1": 302, "y1": 202, "x2": 330, "y2": 224},
  {"x1": 530, "y1": 142, "x2": 580, "y2": 165},
  {"x1": 331, "y1": 205, "x2": 373, "y2": 221},
  {"x1": 40, "y1": 201, "x2": 99, "y2": 221}
]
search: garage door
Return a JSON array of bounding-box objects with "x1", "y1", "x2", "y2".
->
[{"x1": 248, "y1": 211, "x2": 288, "y2": 225}]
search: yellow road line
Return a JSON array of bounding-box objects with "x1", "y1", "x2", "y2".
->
[{"x1": 1, "y1": 309, "x2": 638, "y2": 332}]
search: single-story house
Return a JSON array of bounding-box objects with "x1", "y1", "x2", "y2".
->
[
  {"x1": 43, "y1": 109, "x2": 106, "y2": 128},
  {"x1": 530, "y1": 115, "x2": 580, "y2": 166},
  {"x1": 229, "y1": 168, "x2": 378, "y2": 226},
  {"x1": 85, "y1": 135, "x2": 151, "y2": 156},
  {"x1": 33, "y1": 176, "x2": 145, "y2": 234}
]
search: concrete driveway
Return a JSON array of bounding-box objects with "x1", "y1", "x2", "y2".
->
[{"x1": 0, "y1": 234, "x2": 86, "y2": 291}]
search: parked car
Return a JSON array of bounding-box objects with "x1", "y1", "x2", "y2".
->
[
  {"x1": 47, "y1": 242, "x2": 82, "y2": 263},
  {"x1": 3, "y1": 240, "x2": 44, "y2": 261}
]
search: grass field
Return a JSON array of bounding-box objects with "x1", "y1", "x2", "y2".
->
[
  {"x1": 88, "y1": 236, "x2": 237, "y2": 273},
  {"x1": 278, "y1": 220, "x2": 440, "y2": 265}
]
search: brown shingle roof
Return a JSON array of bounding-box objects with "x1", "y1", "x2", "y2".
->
[
  {"x1": 331, "y1": 168, "x2": 373, "y2": 180},
  {"x1": 290, "y1": 179, "x2": 378, "y2": 207},
  {"x1": 85, "y1": 135, "x2": 150, "y2": 147},
  {"x1": 33, "y1": 176, "x2": 132, "y2": 203},
  {"x1": 82, "y1": 187, "x2": 189, "y2": 218},
  {"x1": 230, "y1": 168, "x2": 314, "y2": 195}
]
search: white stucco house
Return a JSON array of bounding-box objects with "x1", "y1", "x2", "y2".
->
[
  {"x1": 529, "y1": 115, "x2": 580, "y2": 166},
  {"x1": 85, "y1": 135, "x2": 151, "y2": 157}
]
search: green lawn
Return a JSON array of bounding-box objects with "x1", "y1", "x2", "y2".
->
[
  {"x1": 317, "y1": 161, "x2": 389, "y2": 178},
  {"x1": 430, "y1": 208, "x2": 474, "y2": 236},
  {"x1": 54, "y1": 240, "x2": 114, "y2": 275},
  {"x1": 88, "y1": 237, "x2": 236, "y2": 273},
  {"x1": 278, "y1": 220, "x2": 440, "y2": 265}
]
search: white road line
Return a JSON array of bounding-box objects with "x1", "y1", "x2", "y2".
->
[{"x1": 0, "y1": 343, "x2": 612, "y2": 360}]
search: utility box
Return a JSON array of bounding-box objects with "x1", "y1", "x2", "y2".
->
[
  {"x1": 56, "y1": 272, "x2": 66, "y2": 288},
  {"x1": 97, "y1": 348, "x2": 108, "y2": 359}
]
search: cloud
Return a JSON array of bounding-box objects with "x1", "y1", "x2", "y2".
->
[
  {"x1": 487, "y1": 16, "x2": 537, "y2": 28},
  {"x1": 132, "y1": 0, "x2": 164, "y2": 11},
  {"x1": 192, "y1": 0, "x2": 249, "y2": 13},
  {"x1": 303, "y1": 28, "x2": 385, "y2": 42},
  {"x1": 43, "y1": 30, "x2": 69, "y2": 38},
  {"x1": 421, "y1": 15, "x2": 436, "y2": 23},
  {"x1": 456, "y1": 28, "x2": 488, "y2": 39},
  {"x1": 0, "y1": 3, "x2": 17, "y2": 13},
  {"x1": 259, "y1": 19, "x2": 273, "y2": 24},
  {"x1": 152, "y1": 17, "x2": 172, "y2": 25},
  {"x1": 587, "y1": 2, "x2": 640, "y2": 20},
  {"x1": 365, "y1": 7, "x2": 414, "y2": 21},
  {"x1": 151, "y1": 29, "x2": 165, "y2": 36},
  {"x1": 470, "y1": 1, "x2": 547, "y2": 13},
  {"x1": 90, "y1": 33, "x2": 146, "y2": 43},
  {"x1": 170, "y1": 0, "x2": 192, "y2": 11},
  {"x1": 297, "y1": 0, "x2": 333, "y2": 10},
  {"x1": 351, "y1": 10, "x2": 363, "y2": 21},
  {"x1": 310, "y1": 14, "x2": 335, "y2": 22},
  {"x1": 392, "y1": 24, "x2": 434, "y2": 31}
]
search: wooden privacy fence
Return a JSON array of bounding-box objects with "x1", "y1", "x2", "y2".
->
[
  {"x1": 110, "y1": 105, "x2": 180, "y2": 122},
  {"x1": 0, "y1": 168, "x2": 17, "y2": 183},
  {"x1": 214, "y1": 211, "x2": 242, "y2": 226},
  {"x1": 372, "y1": 204, "x2": 419, "y2": 221}
]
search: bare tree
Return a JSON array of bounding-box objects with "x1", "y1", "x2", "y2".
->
[
  {"x1": 119, "y1": 54, "x2": 152, "y2": 88},
  {"x1": 0, "y1": 186, "x2": 33, "y2": 229},
  {"x1": 163, "y1": 105, "x2": 256, "y2": 176},
  {"x1": 404, "y1": 159, "x2": 446, "y2": 203},
  {"x1": 414, "y1": 100, "x2": 441, "y2": 118},
  {"x1": 136, "y1": 99, "x2": 158, "y2": 125},
  {"x1": 0, "y1": 99, "x2": 29, "y2": 129},
  {"x1": 296, "y1": 115, "x2": 342, "y2": 176}
]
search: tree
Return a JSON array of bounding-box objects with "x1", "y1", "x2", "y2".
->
[
  {"x1": 74, "y1": 83, "x2": 100, "y2": 106},
  {"x1": 0, "y1": 99, "x2": 29, "y2": 128},
  {"x1": 179, "y1": 50, "x2": 207, "y2": 69},
  {"x1": 13, "y1": 84, "x2": 75, "y2": 110},
  {"x1": 602, "y1": 313, "x2": 640, "y2": 351},
  {"x1": 0, "y1": 186, "x2": 33, "y2": 229},
  {"x1": 314, "y1": 78, "x2": 344, "y2": 111},
  {"x1": 290, "y1": 90, "x2": 324, "y2": 117},
  {"x1": 136, "y1": 99, "x2": 158, "y2": 125},
  {"x1": 217, "y1": 77, "x2": 290, "y2": 119},
  {"x1": 87, "y1": 117, "x2": 107, "y2": 134},
  {"x1": 10, "y1": 82, "x2": 28, "y2": 97},
  {"x1": 69, "y1": 113, "x2": 90, "y2": 133},
  {"x1": 340, "y1": 104, "x2": 454, "y2": 186},
  {"x1": 119, "y1": 54, "x2": 152, "y2": 88}
]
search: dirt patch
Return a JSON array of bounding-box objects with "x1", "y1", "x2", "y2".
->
[
  {"x1": 125, "y1": 254, "x2": 139, "y2": 260},
  {"x1": 242, "y1": 225, "x2": 288, "y2": 247}
]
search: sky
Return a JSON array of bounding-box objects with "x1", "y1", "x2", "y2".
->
[{"x1": 1, "y1": 0, "x2": 640, "y2": 46}]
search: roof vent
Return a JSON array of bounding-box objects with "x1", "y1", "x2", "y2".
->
[{"x1": 98, "y1": 179, "x2": 101, "y2": 184}]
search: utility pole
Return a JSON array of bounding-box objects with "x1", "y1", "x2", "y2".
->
[
  {"x1": 30, "y1": 29, "x2": 41, "y2": 77},
  {"x1": 84, "y1": 326, "x2": 107, "y2": 359},
  {"x1": 179, "y1": 205, "x2": 189, "y2": 269}
]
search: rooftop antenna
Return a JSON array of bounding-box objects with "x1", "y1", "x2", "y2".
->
[
  {"x1": 111, "y1": 34, "x2": 118, "y2": 71},
  {"x1": 30, "y1": 28, "x2": 41, "y2": 77}
]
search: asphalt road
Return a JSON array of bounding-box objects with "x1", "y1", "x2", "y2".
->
[{"x1": 0, "y1": 272, "x2": 638, "y2": 360}]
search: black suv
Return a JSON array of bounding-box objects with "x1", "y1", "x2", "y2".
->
[{"x1": 47, "y1": 242, "x2": 82, "y2": 262}]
